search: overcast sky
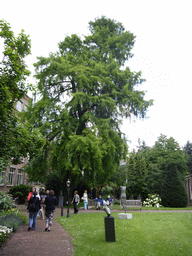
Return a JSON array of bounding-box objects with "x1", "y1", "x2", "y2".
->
[{"x1": 1, "y1": 0, "x2": 192, "y2": 151}]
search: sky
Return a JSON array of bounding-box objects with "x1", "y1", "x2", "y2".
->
[{"x1": 1, "y1": 0, "x2": 192, "y2": 151}]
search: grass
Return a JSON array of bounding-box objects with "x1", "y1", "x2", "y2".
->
[{"x1": 56, "y1": 211, "x2": 192, "y2": 256}]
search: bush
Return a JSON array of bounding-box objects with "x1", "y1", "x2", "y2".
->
[
  {"x1": 0, "y1": 192, "x2": 15, "y2": 211},
  {"x1": 0, "y1": 225, "x2": 13, "y2": 247},
  {"x1": 8, "y1": 184, "x2": 31, "y2": 204},
  {"x1": 0, "y1": 209, "x2": 24, "y2": 232},
  {"x1": 0, "y1": 209, "x2": 26, "y2": 247},
  {"x1": 143, "y1": 194, "x2": 162, "y2": 207}
]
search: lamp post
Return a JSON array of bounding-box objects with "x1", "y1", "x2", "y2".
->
[{"x1": 66, "y1": 179, "x2": 71, "y2": 218}]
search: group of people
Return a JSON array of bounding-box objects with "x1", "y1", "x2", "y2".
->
[
  {"x1": 27, "y1": 187, "x2": 113, "y2": 225},
  {"x1": 95, "y1": 195, "x2": 113, "y2": 210},
  {"x1": 27, "y1": 186, "x2": 57, "y2": 232},
  {"x1": 72, "y1": 190, "x2": 113, "y2": 213}
]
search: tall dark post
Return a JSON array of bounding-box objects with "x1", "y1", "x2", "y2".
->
[{"x1": 66, "y1": 179, "x2": 70, "y2": 218}]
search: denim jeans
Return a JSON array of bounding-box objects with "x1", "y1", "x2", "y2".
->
[
  {"x1": 29, "y1": 211, "x2": 38, "y2": 230},
  {"x1": 84, "y1": 201, "x2": 88, "y2": 210}
]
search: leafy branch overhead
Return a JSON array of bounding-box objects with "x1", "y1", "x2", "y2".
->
[
  {"x1": 0, "y1": 20, "x2": 45, "y2": 169},
  {"x1": 25, "y1": 16, "x2": 153, "y2": 185}
]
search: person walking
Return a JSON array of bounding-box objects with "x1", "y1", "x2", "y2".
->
[
  {"x1": 28, "y1": 191, "x2": 41, "y2": 231},
  {"x1": 82, "y1": 190, "x2": 88, "y2": 210},
  {"x1": 72, "y1": 191, "x2": 80, "y2": 214},
  {"x1": 44, "y1": 190, "x2": 57, "y2": 232},
  {"x1": 40, "y1": 188, "x2": 46, "y2": 219},
  {"x1": 27, "y1": 186, "x2": 35, "y2": 207}
]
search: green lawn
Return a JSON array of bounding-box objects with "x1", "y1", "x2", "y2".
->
[{"x1": 56, "y1": 211, "x2": 192, "y2": 256}]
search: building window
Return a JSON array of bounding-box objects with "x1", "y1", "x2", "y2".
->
[
  {"x1": 17, "y1": 169, "x2": 23, "y2": 185},
  {"x1": 16, "y1": 101, "x2": 22, "y2": 111},
  {"x1": 9, "y1": 168, "x2": 15, "y2": 186},
  {"x1": 0, "y1": 169, "x2": 6, "y2": 185}
]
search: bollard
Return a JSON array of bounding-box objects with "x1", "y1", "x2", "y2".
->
[
  {"x1": 61, "y1": 206, "x2": 63, "y2": 216},
  {"x1": 104, "y1": 216, "x2": 116, "y2": 242}
]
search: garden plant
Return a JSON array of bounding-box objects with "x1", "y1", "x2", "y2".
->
[
  {"x1": 0, "y1": 192, "x2": 27, "y2": 247},
  {"x1": 143, "y1": 194, "x2": 162, "y2": 207}
]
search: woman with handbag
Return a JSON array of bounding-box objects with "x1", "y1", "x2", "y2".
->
[
  {"x1": 82, "y1": 190, "x2": 88, "y2": 210},
  {"x1": 28, "y1": 191, "x2": 41, "y2": 231}
]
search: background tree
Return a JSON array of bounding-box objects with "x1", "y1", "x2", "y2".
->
[
  {"x1": 0, "y1": 20, "x2": 45, "y2": 170},
  {"x1": 24, "y1": 16, "x2": 153, "y2": 188},
  {"x1": 127, "y1": 151, "x2": 148, "y2": 199},
  {"x1": 136, "y1": 135, "x2": 188, "y2": 204},
  {"x1": 161, "y1": 161, "x2": 188, "y2": 207}
]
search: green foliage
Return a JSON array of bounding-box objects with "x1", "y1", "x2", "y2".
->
[
  {"x1": 127, "y1": 151, "x2": 148, "y2": 199},
  {"x1": 0, "y1": 20, "x2": 46, "y2": 169},
  {"x1": 8, "y1": 184, "x2": 31, "y2": 204},
  {"x1": 0, "y1": 191, "x2": 14, "y2": 211},
  {"x1": 24, "y1": 16, "x2": 152, "y2": 186},
  {"x1": 161, "y1": 163, "x2": 188, "y2": 207},
  {"x1": 137, "y1": 135, "x2": 188, "y2": 199},
  {"x1": 0, "y1": 209, "x2": 25, "y2": 232},
  {"x1": 45, "y1": 173, "x2": 63, "y2": 199}
]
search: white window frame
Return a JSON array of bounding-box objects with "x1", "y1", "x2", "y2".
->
[
  {"x1": 17, "y1": 169, "x2": 23, "y2": 185},
  {"x1": 9, "y1": 167, "x2": 15, "y2": 186}
]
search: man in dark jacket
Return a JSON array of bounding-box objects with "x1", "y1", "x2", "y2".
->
[
  {"x1": 28, "y1": 191, "x2": 41, "y2": 231},
  {"x1": 44, "y1": 190, "x2": 57, "y2": 231}
]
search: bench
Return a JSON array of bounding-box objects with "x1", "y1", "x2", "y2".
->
[
  {"x1": 120, "y1": 199, "x2": 142, "y2": 211},
  {"x1": 87, "y1": 199, "x2": 97, "y2": 209}
]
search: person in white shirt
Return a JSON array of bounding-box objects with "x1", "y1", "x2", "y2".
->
[{"x1": 82, "y1": 190, "x2": 88, "y2": 210}]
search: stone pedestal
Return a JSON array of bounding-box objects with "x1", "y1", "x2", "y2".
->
[
  {"x1": 104, "y1": 216, "x2": 116, "y2": 242},
  {"x1": 118, "y1": 213, "x2": 132, "y2": 219}
]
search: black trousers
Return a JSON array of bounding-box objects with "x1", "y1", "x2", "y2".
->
[{"x1": 73, "y1": 202, "x2": 78, "y2": 214}]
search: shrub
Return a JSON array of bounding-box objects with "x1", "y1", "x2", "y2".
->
[
  {"x1": 8, "y1": 184, "x2": 31, "y2": 204},
  {"x1": 0, "y1": 209, "x2": 24, "y2": 232},
  {"x1": 0, "y1": 191, "x2": 14, "y2": 211},
  {"x1": 143, "y1": 194, "x2": 162, "y2": 207},
  {"x1": 0, "y1": 225, "x2": 13, "y2": 247}
]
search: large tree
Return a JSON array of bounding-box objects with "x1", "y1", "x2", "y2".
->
[
  {"x1": 0, "y1": 20, "x2": 45, "y2": 170},
  {"x1": 24, "y1": 17, "x2": 153, "y2": 187}
]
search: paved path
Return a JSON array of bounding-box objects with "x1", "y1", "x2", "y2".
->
[
  {"x1": 0, "y1": 205, "x2": 74, "y2": 256},
  {"x1": 1, "y1": 205, "x2": 192, "y2": 256}
]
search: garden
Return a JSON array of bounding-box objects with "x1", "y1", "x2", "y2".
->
[
  {"x1": 0, "y1": 191, "x2": 27, "y2": 248},
  {"x1": 56, "y1": 211, "x2": 192, "y2": 256}
]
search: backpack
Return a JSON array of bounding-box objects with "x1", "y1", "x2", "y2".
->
[{"x1": 29, "y1": 198, "x2": 37, "y2": 211}]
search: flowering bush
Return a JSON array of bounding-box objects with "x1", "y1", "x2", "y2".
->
[
  {"x1": 0, "y1": 225, "x2": 13, "y2": 247},
  {"x1": 143, "y1": 194, "x2": 162, "y2": 207},
  {"x1": 0, "y1": 208, "x2": 26, "y2": 232},
  {"x1": 0, "y1": 208, "x2": 27, "y2": 247}
]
